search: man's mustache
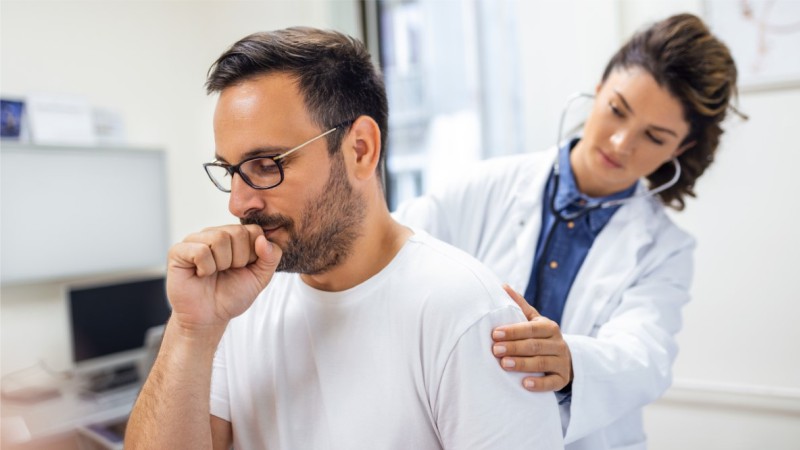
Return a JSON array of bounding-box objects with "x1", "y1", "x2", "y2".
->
[{"x1": 240, "y1": 213, "x2": 293, "y2": 230}]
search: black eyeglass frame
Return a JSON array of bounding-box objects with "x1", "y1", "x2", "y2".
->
[{"x1": 203, "y1": 120, "x2": 355, "y2": 193}]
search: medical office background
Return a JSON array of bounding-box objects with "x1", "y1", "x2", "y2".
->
[{"x1": 1, "y1": 0, "x2": 798, "y2": 448}]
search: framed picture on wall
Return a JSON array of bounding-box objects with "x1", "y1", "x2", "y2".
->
[
  {"x1": 704, "y1": 0, "x2": 800, "y2": 91},
  {"x1": 1, "y1": 98, "x2": 25, "y2": 140}
]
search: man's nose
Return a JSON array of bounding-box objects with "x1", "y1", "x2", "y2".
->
[{"x1": 228, "y1": 173, "x2": 266, "y2": 218}]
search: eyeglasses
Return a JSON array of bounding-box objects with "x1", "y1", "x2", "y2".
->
[{"x1": 203, "y1": 122, "x2": 350, "y2": 193}]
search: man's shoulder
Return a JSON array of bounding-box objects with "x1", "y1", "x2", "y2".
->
[
  {"x1": 396, "y1": 230, "x2": 525, "y2": 350},
  {"x1": 401, "y1": 230, "x2": 517, "y2": 312},
  {"x1": 406, "y1": 230, "x2": 494, "y2": 275}
]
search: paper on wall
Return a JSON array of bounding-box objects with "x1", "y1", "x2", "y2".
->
[{"x1": 26, "y1": 93, "x2": 97, "y2": 146}]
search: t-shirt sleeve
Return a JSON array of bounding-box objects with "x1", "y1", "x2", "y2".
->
[
  {"x1": 209, "y1": 333, "x2": 231, "y2": 422},
  {"x1": 433, "y1": 306, "x2": 564, "y2": 449}
]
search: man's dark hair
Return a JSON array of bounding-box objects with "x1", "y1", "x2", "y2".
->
[{"x1": 206, "y1": 27, "x2": 389, "y2": 181}]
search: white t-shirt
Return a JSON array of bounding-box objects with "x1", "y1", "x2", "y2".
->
[{"x1": 210, "y1": 231, "x2": 563, "y2": 449}]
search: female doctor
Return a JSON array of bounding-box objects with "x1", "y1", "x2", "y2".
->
[{"x1": 396, "y1": 13, "x2": 742, "y2": 450}]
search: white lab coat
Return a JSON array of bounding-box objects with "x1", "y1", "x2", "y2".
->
[{"x1": 394, "y1": 148, "x2": 694, "y2": 450}]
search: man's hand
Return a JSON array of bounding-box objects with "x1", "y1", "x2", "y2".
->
[
  {"x1": 492, "y1": 284, "x2": 573, "y2": 392},
  {"x1": 166, "y1": 224, "x2": 282, "y2": 334},
  {"x1": 127, "y1": 223, "x2": 279, "y2": 450}
]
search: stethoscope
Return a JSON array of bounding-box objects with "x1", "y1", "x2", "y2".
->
[{"x1": 549, "y1": 92, "x2": 682, "y2": 221}]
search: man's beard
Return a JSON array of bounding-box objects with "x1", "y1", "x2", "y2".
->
[{"x1": 241, "y1": 151, "x2": 366, "y2": 274}]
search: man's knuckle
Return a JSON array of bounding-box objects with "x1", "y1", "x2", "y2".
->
[{"x1": 230, "y1": 224, "x2": 247, "y2": 239}]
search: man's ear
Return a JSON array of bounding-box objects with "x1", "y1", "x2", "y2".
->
[{"x1": 344, "y1": 115, "x2": 382, "y2": 181}]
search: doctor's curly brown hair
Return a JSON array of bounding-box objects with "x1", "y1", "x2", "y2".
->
[{"x1": 601, "y1": 13, "x2": 745, "y2": 210}]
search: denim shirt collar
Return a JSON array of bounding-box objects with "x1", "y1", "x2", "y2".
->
[{"x1": 553, "y1": 139, "x2": 637, "y2": 234}]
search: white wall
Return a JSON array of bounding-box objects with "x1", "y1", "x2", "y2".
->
[
  {"x1": 516, "y1": 0, "x2": 622, "y2": 154},
  {"x1": 648, "y1": 74, "x2": 800, "y2": 449},
  {"x1": 0, "y1": 0, "x2": 359, "y2": 375}
]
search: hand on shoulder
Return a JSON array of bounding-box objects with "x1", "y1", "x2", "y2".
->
[{"x1": 491, "y1": 285, "x2": 573, "y2": 392}]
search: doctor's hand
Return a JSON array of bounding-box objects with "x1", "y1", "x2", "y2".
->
[
  {"x1": 492, "y1": 284, "x2": 573, "y2": 392},
  {"x1": 166, "y1": 224, "x2": 282, "y2": 335}
]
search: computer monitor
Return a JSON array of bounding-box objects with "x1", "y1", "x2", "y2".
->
[
  {"x1": 1, "y1": 145, "x2": 170, "y2": 285},
  {"x1": 68, "y1": 276, "x2": 171, "y2": 392}
]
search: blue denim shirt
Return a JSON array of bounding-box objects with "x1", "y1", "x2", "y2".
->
[{"x1": 523, "y1": 139, "x2": 636, "y2": 325}]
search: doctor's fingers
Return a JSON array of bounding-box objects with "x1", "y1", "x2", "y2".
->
[
  {"x1": 492, "y1": 316, "x2": 561, "y2": 341},
  {"x1": 498, "y1": 354, "x2": 566, "y2": 375},
  {"x1": 492, "y1": 338, "x2": 564, "y2": 358},
  {"x1": 183, "y1": 225, "x2": 263, "y2": 271},
  {"x1": 520, "y1": 374, "x2": 570, "y2": 393},
  {"x1": 502, "y1": 284, "x2": 541, "y2": 320},
  {"x1": 499, "y1": 355, "x2": 570, "y2": 389}
]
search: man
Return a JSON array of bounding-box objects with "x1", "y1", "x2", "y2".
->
[{"x1": 125, "y1": 27, "x2": 562, "y2": 449}]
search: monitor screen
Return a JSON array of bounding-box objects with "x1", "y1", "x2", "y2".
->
[
  {"x1": 68, "y1": 276, "x2": 171, "y2": 368},
  {"x1": 1, "y1": 144, "x2": 170, "y2": 285}
]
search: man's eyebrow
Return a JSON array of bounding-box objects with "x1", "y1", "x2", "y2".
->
[{"x1": 214, "y1": 146, "x2": 291, "y2": 163}]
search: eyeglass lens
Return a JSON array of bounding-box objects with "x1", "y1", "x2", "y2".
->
[{"x1": 206, "y1": 157, "x2": 283, "y2": 191}]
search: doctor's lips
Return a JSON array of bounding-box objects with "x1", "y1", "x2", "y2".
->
[{"x1": 597, "y1": 148, "x2": 624, "y2": 169}]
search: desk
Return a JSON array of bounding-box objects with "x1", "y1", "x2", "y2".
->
[{"x1": 1, "y1": 383, "x2": 138, "y2": 449}]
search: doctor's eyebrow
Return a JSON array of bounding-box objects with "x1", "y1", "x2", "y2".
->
[
  {"x1": 614, "y1": 90, "x2": 679, "y2": 137},
  {"x1": 614, "y1": 90, "x2": 635, "y2": 114}
]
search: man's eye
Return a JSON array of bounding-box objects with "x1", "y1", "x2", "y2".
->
[{"x1": 253, "y1": 160, "x2": 280, "y2": 175}]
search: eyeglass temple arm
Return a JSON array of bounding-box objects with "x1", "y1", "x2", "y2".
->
[{"x1": 273, "y1": 127, "x2": 339, "y2": 161}]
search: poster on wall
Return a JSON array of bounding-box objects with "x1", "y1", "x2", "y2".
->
[
  {"x1": 705, "y1": 0, "x2": 800, "y2": 91},
  {"x1": 1, "y1": 98, "x2": 25, "y2": 140}
]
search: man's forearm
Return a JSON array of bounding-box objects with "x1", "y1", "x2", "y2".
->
[{"x1": 125, "y1": 319, "x2": 226, "y2": 450}]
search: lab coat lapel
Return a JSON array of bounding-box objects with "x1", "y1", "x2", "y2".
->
[
  {"x1": 508, "y1": 148, "x2": 556, "y2": 293},
  {"x1": 560, "y1": 189, "x2": 656, "y2": 335}
]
